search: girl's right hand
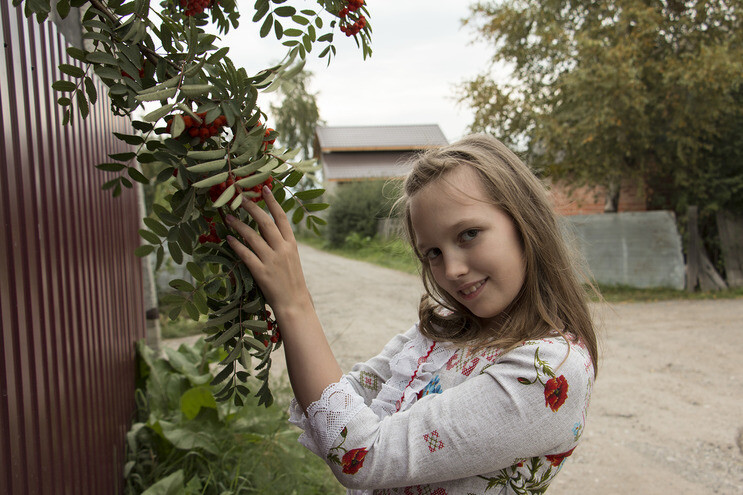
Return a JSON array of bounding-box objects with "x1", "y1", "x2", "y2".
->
[{"x1": 225, "y1": 186, "x2": 312, "y2": 317}]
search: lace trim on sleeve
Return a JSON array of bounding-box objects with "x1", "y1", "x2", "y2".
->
[
  {"x1": 370, "y1": 327, "x2": 456, "y2": 419},
  {"x1": 288, "y1": 377, "x2": 365, "y2": 456}
]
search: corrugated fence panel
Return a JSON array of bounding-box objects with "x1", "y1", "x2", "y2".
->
[{"x1": 0, "y1": 5, "x2": 146, "y2": 494}]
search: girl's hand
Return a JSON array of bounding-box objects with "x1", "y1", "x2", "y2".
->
[{"x1": 226, "y1": 186, "x2": 311, "y2": 315}]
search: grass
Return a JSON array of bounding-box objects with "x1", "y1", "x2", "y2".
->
[{"x1": 298, "y1": 232, "x2": 420, "y2": 275}]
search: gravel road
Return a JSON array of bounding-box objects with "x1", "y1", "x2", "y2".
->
[{"x1": 168, "y1": 242, "x2": 743, "y2": 494}]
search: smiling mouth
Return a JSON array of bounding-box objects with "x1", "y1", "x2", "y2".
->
[{"x1": 460, "y1": 279, "x2": 486, "y2": 298}]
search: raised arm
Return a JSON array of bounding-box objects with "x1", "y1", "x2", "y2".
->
[{"x1": 226, "y1": 186, "x2": 342, "y2": 411}]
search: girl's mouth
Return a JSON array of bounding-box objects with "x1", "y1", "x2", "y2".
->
[{"x1": 459, "y1": 279, "x2": 486, "y2": 299}]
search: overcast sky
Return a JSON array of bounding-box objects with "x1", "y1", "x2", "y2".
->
[{"x1": 215, "y1": 1, "x2": 503, "y2": 142}]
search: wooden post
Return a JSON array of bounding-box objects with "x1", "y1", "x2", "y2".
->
[
  {"x1": 686, "y1": 206, "x2": 700, "y2": 291},
  {"x1": 686, "y1": 206, "x2": 728, "y2": 291},
  {"x1": 717, "y1": 209, "x2": 743, "y2": 288}
]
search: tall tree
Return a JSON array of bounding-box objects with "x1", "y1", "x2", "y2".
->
[
  {"x1": 460, "y1": 0, "x2": 743, "y2": 216},
  {"x1": 270, "y1": 71, "x2": 324, "y2": 160}
]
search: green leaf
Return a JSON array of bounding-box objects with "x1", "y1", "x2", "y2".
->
[
  {"x1": 274, "y1": 6, "x2": 296, "y2": 17},
  {"x1": 169, "y1": 241, "x2": 184, "y2": 265},
  {"x1": 180, "y1": 386, "x2": 216, "y2": 420},
  {"x1": 134, "y1": 244, "x2": 155, "y2": 257},
  {"x1": 143, "y1": 103, "x2": 174, "y2": 123},
  {"x1": 66, "y1": 46, "x2": 87, "y2": 62},
  {"x1": 186, "y1": 261, "x2": 204, "y2": 282},
  {"x1": 135, "y1": 87, "x2": 177, "y2": 102},
  {"x1": 210, "y1": 361, "x2": 234, "y2": 386},
  {"x1": 76, "y1": 88, "x2": 88, "y2": 118},
  {"x1": 143, "y1": 217, "x2": 168, "y2": 237},
  {"x1": 235, "y1": 170, "x2": 271, "y2": 189},
  {"x1": 96, "y1": 162, "x2": 126, "y2": 172},
  {"x1": 84, "y1": 77, "x2": 97, "y2": 104},
  {"x1": 212, "y1": 184, "x2": 235, "y2": 208},
  {"x1": 219, "y1": 339, "x2": 243, "y2": 366},
  {"x1": 127, "y1": 167, "x2": 148, "y2": 184},
  {"x1": 109, "y1": 152, "x2": 136, "y2": 162},
  {"x1": 292, "y1": 207, "x2": 304, "y2": 224},
  {"x1": 259, "y1": 13, "x2": 273, "y2": 38},
  {"x1": 59, "y1": 63, "x2": 84, "y2": 78},
  {"x1": 113, "y1": 132, "x2": 144, "y2": 145},
  {"x1": 179, "y1": 84, "x2": 213, "y2": 98},
  {"x1": 139, "y1": 229, "x2": 160, "y2": 245},
  {"x1": 295, "y1": 188, "x2": 325, "y2": 200},
  {"x1": 86, "y1": 51, "x2": 118, "y2": 66},
  {"x1": 140, "y1": 469, "x2": 185, "y2": 495},
  {"x1": 52, "y1": 80, "x2": 76, "y2": 92},
  {"x1": 192, "y1": 172, "x2": 228, "y2": 189},
  {"x1": 305, "y1": 202, "x2": 329, "y2": 212}
]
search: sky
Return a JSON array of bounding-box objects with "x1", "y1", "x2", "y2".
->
[{"x1": 215, "y1": 1, "x2": 503, "y2": 143}]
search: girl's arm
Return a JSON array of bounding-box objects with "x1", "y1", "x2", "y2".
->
[{"x1": 225, "y1": 186, "x2": 342, "y2": 411}]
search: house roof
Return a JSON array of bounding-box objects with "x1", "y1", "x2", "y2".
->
[{"x1": 315, "y1": 124, "x2": 448, "y2": 152}]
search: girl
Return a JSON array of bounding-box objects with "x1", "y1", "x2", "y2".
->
[{"x1": 226, "y1": 134, "x2": 599, "y2": 494}]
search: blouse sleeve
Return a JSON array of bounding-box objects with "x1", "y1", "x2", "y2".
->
[
  {"x1": 342, "y1": 324, "x2": 420, "y2": 406},
  {"x1": 289, "y1": 335, "x2": 594, "y2": 490}
]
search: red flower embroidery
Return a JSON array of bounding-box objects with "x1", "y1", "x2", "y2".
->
[
  {"x1": 544, "y1": 375, "x2": 569, "y2": 412},
  {"x1": 545, "y1": 447, "x2": 576, "y2": 466},
  {"x1": 341, "y1": 448, "x2": 368, "y2": 474}
]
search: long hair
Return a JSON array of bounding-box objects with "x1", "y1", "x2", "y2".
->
[{"x1": 399, "y1": 134, "x2": 599, "y2": 374}]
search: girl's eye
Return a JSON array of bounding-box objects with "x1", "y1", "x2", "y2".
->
[
  {"x1": 460, "y1": 229, "x2": 479, "y2": 242},
  {"x1": 424, "y1": 248, "x2": 441, "y2": 260}
]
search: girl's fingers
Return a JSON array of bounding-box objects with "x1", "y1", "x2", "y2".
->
[
  {"x1": 226, "y1": 214, "x2": 270, "y2": 259},
  {"x1": 261, "y1": 186, "x2": 294, "y2": 240},
  {"x1": 226, "y1": 234, "x2": 261, "y2": 269},
  {"x1": 239, "y1": 196, "x2": 283, "y2": 247}
]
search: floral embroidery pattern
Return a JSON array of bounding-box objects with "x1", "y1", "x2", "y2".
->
[
  {"x1": 445, "y1": 347, "x2": 500, "y2": 376},
  {"x1": 544, "y1": 375, "x2": 568, "y2": 412},
  {"x1": 341, "y1": 448, "x2": 368, "y2": 474},
  {"x1": 517, "y1": 347, "x2": 570, "y2": 412},
  {"x1": 359, "y1": 370, "x2": 380, "y2": 391},
  {"x1": 417, "y1": 375, "x2": 442, "y2": 398},
  {"x1": 545, "y1": 447, "x2": 575, "y2": 467},
  {"x1": 479, "y1": 457, "x2": 555, "y2": 494},
  {"x1": 423, "y1": 430, "x2": 444, "y2": 453},
  {"x1": 403, "y1": 485, "x2": 448, "y2": 495},
  {"x1": 327, "y1": 427, "x2": 368, "y2": 475}
]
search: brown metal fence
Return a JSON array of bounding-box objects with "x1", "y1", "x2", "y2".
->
[{"x1": 1, "y1": 4, "x2": 146, "y2": 494}]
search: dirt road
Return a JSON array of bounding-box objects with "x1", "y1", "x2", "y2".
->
[
  {"x1": 295, "y1": 244, "x2": 743, "y2": 495},
  {"x1": 169, "y1": 243, "x2": 743, "y2": 493}
]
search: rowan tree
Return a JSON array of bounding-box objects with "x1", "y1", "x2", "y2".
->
[{"x1": 17, "y1": 0, "x2": 372, "y2": 406}]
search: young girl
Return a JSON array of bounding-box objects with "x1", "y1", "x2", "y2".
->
[{"x1": 226, "y1": 134, "x2": 599, "y2": 494}]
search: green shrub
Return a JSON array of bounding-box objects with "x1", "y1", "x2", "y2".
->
[
  {"x1": 125, "y1": 339, "x2": 344, "y2": 495},
  {"x1": 325, "y1": 180, "x2": 399, "y2": 247}
]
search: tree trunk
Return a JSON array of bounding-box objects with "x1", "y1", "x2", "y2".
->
[
  {"x1": 716, "y1": 209, "x2": 743, "y2": 288},
  {"x1": 686, "y1": 206, "x2": 728, "y2": 291},
  {"x1": 604, "y1": 180, "x2": 620, "y2": 213}
]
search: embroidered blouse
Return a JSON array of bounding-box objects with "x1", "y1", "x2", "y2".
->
[{"x1": 289, "y1": 324, "x2": 594, "y2": 494}]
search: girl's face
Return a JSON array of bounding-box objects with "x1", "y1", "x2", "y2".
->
[{"x1": 409, "y1": 166, "x2": 526, "y2": 326}]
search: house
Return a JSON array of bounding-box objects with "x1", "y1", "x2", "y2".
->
[{"x1": 314, "y1": 124, "x2": 448, "y2": 193}]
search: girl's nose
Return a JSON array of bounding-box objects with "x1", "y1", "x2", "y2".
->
[{"x1": 444, "y1": 253, "x2": 468, "y2": 280}]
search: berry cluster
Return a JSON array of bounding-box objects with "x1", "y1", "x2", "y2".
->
[
  {"x1": 254, "y1": 309, "x2": 281, "y2": 346},
  {"x1": 338, "y1": 0, "x2": 366, "y2": 36},
  {"x1": 263, "y1": 127, "x2": 276, "y2": 151},
  {"x1": 180, "y1": 0, "x2": 215, "y2": 16},
  {"x1": 198, "y1": 219, "x2": 221, "y2": 244},
  {"x1": 166, "y1": 112, "x2": 228, "y2": 143},
  {"x1": 208, "y1": 175, "x2": 275, "y2": 205}
]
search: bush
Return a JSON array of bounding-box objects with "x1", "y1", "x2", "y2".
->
[
  {"x1": 325, "y1": 180, "x2": 399, "y2": 247},
  {"x1": 124, "y1": 339, "x2": 344, "y2": 495}
]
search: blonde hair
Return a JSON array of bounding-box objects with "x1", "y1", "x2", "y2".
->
[{"x1": 400, "y1": 134, "x2": 599, "y2": 374}]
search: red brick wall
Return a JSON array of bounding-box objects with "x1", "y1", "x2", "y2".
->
[{"x1": 547, "y1": 179, "x2": 647, "y2": 216}]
